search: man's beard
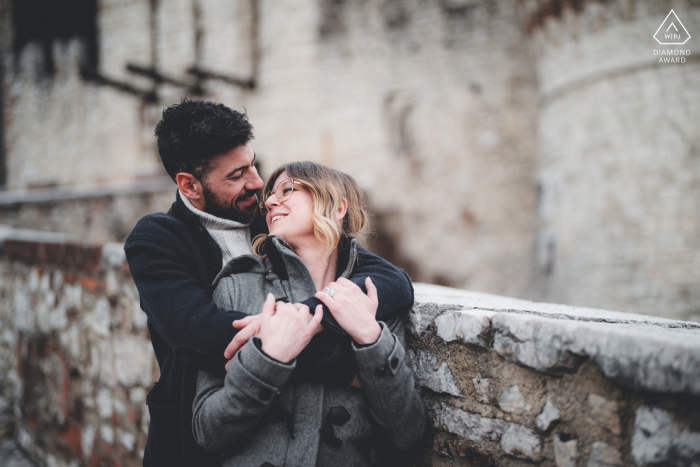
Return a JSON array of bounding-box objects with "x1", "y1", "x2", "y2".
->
[{"x1": 201, "y1": 182, "x2": 259, "y2": 224}]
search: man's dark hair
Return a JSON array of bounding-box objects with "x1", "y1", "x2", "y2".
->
[{"x1": 155, "y1": 99, "x2": 254, "y2": 181}]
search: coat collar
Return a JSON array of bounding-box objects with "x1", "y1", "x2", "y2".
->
[
  {"x1": 168, "y1": 190, "x2": 223, "y2": 283},
  {"x1": 265, "y1": 235, "x2": 358, "y2": 282}
]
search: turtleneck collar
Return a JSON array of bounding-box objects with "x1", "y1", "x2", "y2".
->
[{"x1": 179, "y1": 190, "x2": 250, "y2": 230}]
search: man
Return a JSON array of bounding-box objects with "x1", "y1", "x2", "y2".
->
[{"x1": 124, "y1": 99, "x2": 414, "y2": 466}]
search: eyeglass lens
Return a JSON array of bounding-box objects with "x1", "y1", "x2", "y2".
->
[{"x1": 276, "y1": 179, "x2": 295, "y2": 202}]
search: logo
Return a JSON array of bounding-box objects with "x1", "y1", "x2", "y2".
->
[{"x1": 653, "y1": 10, "x2": 690, "y2": 45}]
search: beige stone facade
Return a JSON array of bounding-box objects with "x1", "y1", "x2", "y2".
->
[{"x1": 0, "y1": 0, "x2": 698, "y2": 321}]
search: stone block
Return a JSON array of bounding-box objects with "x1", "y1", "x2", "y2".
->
[
  {"x1": 427, "y1": 401, "x2": 506, "y2": 443},
  {"x1": 102, "y1": 243, "x2": 126, "y2": 269},
  {"x1": 105, "y1": 269, "x2": 118, "y2": 300},
  {"x1": 632, "y1": 405, "x2": 700, "y2": 467},
  {"x1": 96, "y1": 389, "x2": 112, "y2": 420},
  {"x1": 120, "y1": 430, "x2": 135, "y2": 451},
  {"x1": 492, "y1": 312, "x2": 700, "y2": 396},
  {"x1": 587, "y1": 394, "x2": 620, "y2": 435},
  {"x1": 472, "y1": 374, "x2": 490, "y2": 403},
  {"x1": 113, "y1": 337, "x2": 154, "y2": 387},
  {"x1": 553, "y1": 434, "x2": 577, "y2": 467},
  {"x1": 587, "y1": 441, "x2": 622, "y2": 467},
  {"x1": 100, "y1": 425, "x2": 114, "y2": 445},
  {"x1": 536, "y1": 397, "x2": 560, "y2": 431},
  {"x1": 498, "y1": 386, "x2": 532, "y2": 413},
  {"x1": 84, "y1": 297, "x2": 111, "y2": 337},
  {"x1": 500, "y1": 423, "x2": 541, "y2": 461},
  {"x1": 435, "y1": 309, "x2": 493, "y2": 347},
  {"x1": 407, "y1": 350, "x2": 464, "y2": 397},
  {"x1": 81, "y1": 425, "x2": 95, "y2": 459},
  {"x1": 408, "y1": 301, "x2": 463, "y2": 337}
]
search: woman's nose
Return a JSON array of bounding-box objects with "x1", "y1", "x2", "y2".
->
[{"x1": 264, "y1": 193, "x2": 278, "y2": 211}]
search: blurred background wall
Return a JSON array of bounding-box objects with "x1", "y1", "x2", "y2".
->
[{"x1": 0, "y1": 0, "x2": 698, "y2": 321}]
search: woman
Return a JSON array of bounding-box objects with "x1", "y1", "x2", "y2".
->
[{"x1": 192, "y1": 162, "x2": 425, "y2": 467}]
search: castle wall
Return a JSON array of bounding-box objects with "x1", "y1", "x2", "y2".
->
[{"x1": 530, "y1": 1, "x2": 700, "y2": 321}]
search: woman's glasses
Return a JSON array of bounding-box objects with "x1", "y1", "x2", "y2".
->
[{"x1": 260, "y1": 178, "x2": 311, "y2": 214}]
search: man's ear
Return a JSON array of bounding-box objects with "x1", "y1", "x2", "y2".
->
[
  {"x1": 336, "y1": 198, "x2": 348, "y2": 223},
  {"x1": 176, "y1": 172, "x2": 204, "y2": 207}
]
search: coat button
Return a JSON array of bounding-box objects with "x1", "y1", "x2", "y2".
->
[
  {"x1": 376, "y1": 365, "x2": 388, "y2": 377},
  {"x1": 259, "y1": 387, "x2": 273, "y2": 401},
  {"x1": 391, "y1": 357, "x2": 399, "y2": 369}
]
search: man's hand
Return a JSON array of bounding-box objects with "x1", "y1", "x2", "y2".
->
[
  {"x1": 224, "y1": 314, "x2": 262, "y2": 362},
  {"x1": 315, "y1": 277, "x2": 381, "y2": 345},
  {"x1": 258, "y1": 295, "x2": 324, "y2": 363}
]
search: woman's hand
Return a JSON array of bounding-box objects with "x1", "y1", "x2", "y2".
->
[
  {"x1": 225, "y1": 302, "x2": 324, "y2": 366},
  {"x1": 315, "y1": 277, "x2": 381, "y2": 345},
  {"x1": 257, "y1": 294, "x2": 324, "y2": 363}
]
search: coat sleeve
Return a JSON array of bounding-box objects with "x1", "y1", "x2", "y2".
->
[
  {"x1": 300, "y1": 245, "x2": 415, "y2": 337},
  {"x1": 293, "y1": 245, "x2": 415, "y2": 384},
  {"x1": 352, "y1": 316, "x2": 426, "y2": 451},
  {"x1": 124, "y1": 215, "x2": 249, "y2": 373},
  {"x1": 192, "y1": 337, "x2": 295, "y2": 454}
]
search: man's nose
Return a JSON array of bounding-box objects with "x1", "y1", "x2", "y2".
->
[{"x1": 246, "y1": 165, "x2": 264, "y2": 191}]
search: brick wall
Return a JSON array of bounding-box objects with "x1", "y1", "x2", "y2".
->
[
  {"x1": 1, "y1": 234, "x2": 699, "y2": 466},
  {"x1": 0, "y1": 237, "x2": 153, "y2": 466}
]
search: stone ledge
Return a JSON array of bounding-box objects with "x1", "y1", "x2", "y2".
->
[{"x1": 411, "y1": 283, "x2": 700, "y2": 396}]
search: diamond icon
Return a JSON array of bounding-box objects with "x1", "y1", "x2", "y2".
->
[{"x1": 654, "y1": 10, "x2": 691, "y2": 45}]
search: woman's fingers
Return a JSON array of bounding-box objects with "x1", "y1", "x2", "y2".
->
[
  {"x1": 315, "y1": 290, "x2": 340, "y2": 316},
  {"x1": 309, "y1": 304, "x2": 323, "y2": 328},
  {"x1": 261, "y1": 293, "x2": 276, "y2": 318},
  {"x1": 365, "y1": 277, "x2": 378, "y2": 311}
]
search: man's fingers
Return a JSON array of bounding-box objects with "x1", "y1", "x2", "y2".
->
[
  {"x1": 365, "y1": 277, "x2": 378, "y2": 305},
  {"x1": 293, "y1": 303, "x2": 310, "y2": 314},
  {"x1": 224, "y1": 325, "x2": 255, "y2": 359},
  {"x1": 232, "y1": 315, "x2": 256, "y2": 328}
]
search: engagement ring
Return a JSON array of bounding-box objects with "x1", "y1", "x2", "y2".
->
[{"x1": 324, "y1": 287, "x2": 337, "y2": 297}]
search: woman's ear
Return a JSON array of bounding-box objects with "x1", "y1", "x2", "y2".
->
[{"x1": 336, "y1": 198, "x2": 348, "y2": 223}]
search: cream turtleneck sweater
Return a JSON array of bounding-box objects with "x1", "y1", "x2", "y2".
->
[{"x1": 179, "y1": 190, "x2": 253, "y2": 266}]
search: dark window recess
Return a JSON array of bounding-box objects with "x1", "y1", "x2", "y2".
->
[{"x1": 11, "y1": 0, "x2": 98, "y2": 74}]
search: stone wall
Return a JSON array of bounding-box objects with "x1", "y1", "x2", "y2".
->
[
  {"x1": 3, "y1": 0, "x2": 700, "y2": 321},
  {"x1": 0, "y1": 232, "x2": 699, "y2": 466},
  {"x1": 0, "y1": 233, "x2": 154, "y2": 466},
  {"x1": 0, "y1": 0, "x2": 540, "y2": 300},
  {"x1": 530, "y1": 0, "x2": 700, "y2": 322}
]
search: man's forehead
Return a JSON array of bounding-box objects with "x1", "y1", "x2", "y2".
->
[{"x1": 210, "y1": 144, "x2": 254, "y2": 172}]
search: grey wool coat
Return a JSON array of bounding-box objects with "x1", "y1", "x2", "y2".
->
[{"x1": 192, "y1": 236, "x2": 426, "y2": 467}]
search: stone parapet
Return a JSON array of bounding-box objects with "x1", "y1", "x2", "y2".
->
[
  {"x1": 0, "y1": 233, "x2": 698, "y2": 466},
  {"x1": 410, "y1": 283, "x2": 700, "y2": 466}
]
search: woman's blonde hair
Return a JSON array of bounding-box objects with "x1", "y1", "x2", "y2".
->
[{"x1": 253, "y1": 161, "x2": 369, "y2": 259}]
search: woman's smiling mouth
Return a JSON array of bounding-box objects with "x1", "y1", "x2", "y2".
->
[{"x1": 271, "y1": 214, "x2": 288, "y2": 223}]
